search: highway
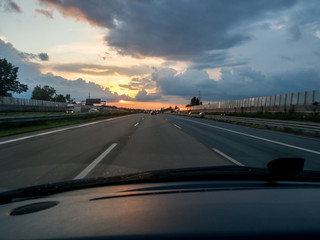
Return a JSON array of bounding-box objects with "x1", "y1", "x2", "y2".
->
[{"x1": 0, "y1": 113, "x2": 319, "y2": 190}]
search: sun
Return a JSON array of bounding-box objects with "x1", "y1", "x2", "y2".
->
[{"x1": 119, "y1": 100, "x2": 128, "y2": 104}]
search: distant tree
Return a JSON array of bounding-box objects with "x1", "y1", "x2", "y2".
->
[
  {"x1": 31, "y1": 85, "x2": 74, "y2": 102},
  {"x1": 174, "y1": 106, "x2": 178, "y2": 109},
  {"x1": 186, "y1": 96, "x2": 202, "y2": 107},
  {"x1": 53, "y1": 94, "x2": 66, "y2": 102},
  {"x1": 0, "y1": 58, "x2": 28, "y2": 97},
  {"x1": 65, "y1": 94, "x2": 75, "y2": 103},
  {"x1": 190, "y1": 96, "x2": 197, "y2": 106},
  {"x1": 31, "y1": 85, "x2": 56, "y2": 101}
]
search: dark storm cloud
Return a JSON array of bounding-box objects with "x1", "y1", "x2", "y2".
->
[
  {"x1": 39, "y1": 0, "x2": 298, "y2": 62},
  {"x1": 1, "y1": 0, "x2": 21, "y2": 13},
  {"x1": 283, "y1": 0, "x2": 320, "y2": 41},
  {"x1": 40, "y1": 0, "x2": 125, "y2": 28},
  {"x1": 152, "y1": 67, "x2": 320, "y2": 101},
  {"x1": 189, "y1": 51, "x2": 247, "y2": 70},
  {"x1": 287, "y1": 24, "x2": 302, "y2": 41}
]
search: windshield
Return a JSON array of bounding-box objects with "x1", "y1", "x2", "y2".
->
[{"x1": 0, "y1": 0, "x2": 320, "y2": 192}]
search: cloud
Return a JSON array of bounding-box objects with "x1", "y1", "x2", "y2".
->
[
  {"x1": 39, "y1": 0, "x2": 298, "y2": 63},
  {"x1": 135, "y1": 89, "x2": 162, "y2": 102},
  {"x1": 40, "y1": 0, "x2": 125, "y2": 28},
  {"x1": 119, "y1": 77, "x2": 155, "y2": 91},
  {"x1": 282, "y1": 0, "x2": 320, "y2": 41},
  {"x1": 152, "y1": 66, "x2": 320, "y2": 101},
  {"x1": 152, "y1": 68, "x2": 216, "y2": 97},
  {"x1": 17, "y1": 52, "x2": 50, "y2": 62},
  {"x1": 0, "y1": 39, "x2": 130, "y2": 101},
  {"x1": 0, "y1": 0, "x2": 21, "y2": 13},
  {"x1": 35, "y1": 9, "x2": 53, "y2": 19},
  {"x1": 38, "y1": 53, "x2": 49, "y2": 61},
  {"x1": 52, "y1": 63, "x2": 151, "y2": 76},
  {"x1": 280, "y1": 56, "x2": 295, "y2": 61},
  {"x1": 189, "y1": 51, "x2": 247, "y2": 70},
  {"x1": 287, "y1": 24, "x2": 302, "y2": 41},
  {"x1": 36, "y1": 74, "x2": 133, "y2": 101},
  {"x1": 2, "y1": 1, "x2": 320, "y2": 105}
]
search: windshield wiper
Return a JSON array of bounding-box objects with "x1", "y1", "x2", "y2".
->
[{"x1": 0, "y1": 158, "x2": 314, "y2": 205}]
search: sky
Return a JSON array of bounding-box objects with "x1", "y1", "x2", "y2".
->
[{"x1": 0, "y1": 0, "x2": 320, "y2": 109}]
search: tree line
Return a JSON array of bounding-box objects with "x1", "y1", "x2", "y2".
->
[
  {"x1": 186, "y1": 96, "x2": 202, "y2": 107},
  {"x1": 0, "y1": 58, "x2": 73, "y2": 103}
]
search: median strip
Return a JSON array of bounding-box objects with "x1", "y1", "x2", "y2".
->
[
  {"x1": 0, "y1": 115, "x2": 128, "y2": 145},
  {"x1": 74, "y1": 143, "x2": 118, "y2": 180}
]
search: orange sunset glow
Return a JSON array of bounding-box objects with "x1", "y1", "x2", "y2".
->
[{"x1": 112, "y1": 100, "x2": 180, "y2": 110}]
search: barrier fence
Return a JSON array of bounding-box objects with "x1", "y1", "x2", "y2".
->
[
  {"x1": 187, "y1": 90, "x2": 320, "y2": 113},
  {"x1": 0, "y1": 96, "x2": 67, "y2": 111}
]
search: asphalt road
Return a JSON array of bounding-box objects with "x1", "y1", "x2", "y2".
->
[
  {"x1": 165, "y1": 114, "x2": 320, "y2": 170},
  {"x1": 0, "y1": 113, "x2": 319, "y2": 190},
  {"x1": 0, "y1": 114, "x2": 228, "y2": 190}
]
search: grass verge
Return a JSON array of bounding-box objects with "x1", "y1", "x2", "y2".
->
[
  {"x1": 0, "y1": 112, "x2": 134, "y2": 137},
  {"x1": 205, "y1": 112, "x2": 320, "y2": 122}
]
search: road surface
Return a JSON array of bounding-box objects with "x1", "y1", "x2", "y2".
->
[
  {"x1": 0, "y1": 113, "x2": 319, "y2": 190},
  {"x1": 165, "y1": 114, "x2": 320, "y2": 169}
]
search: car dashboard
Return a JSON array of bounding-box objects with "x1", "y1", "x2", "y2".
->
[{"x1": 1, "y1": 180, "x2": 320, "y2": 239}]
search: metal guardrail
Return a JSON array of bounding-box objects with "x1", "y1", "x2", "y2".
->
[
  {"x1": 0, "y1": 112, "x2": 113, "y2": 124},
  {"x1": 205, "y1": 115, "x2": 320, "y2": 134}
]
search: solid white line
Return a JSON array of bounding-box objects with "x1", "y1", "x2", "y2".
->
[
  {"x1": 73, "y1": 143, "x2": 118, "y2": 180},
  {"x1": 174, "y1": 124, "x2": 181, "y2": 129},
  {"x1": 0, "y1": 115, "x2": 129, "y2": 145},
  {"x1": 176, "y1": 117, "x2": 320, "y2": 155},
  {"x1": 134, "y1": 122, "x2": 139, "y2": 127},
  {"x1": 212, "y1": 148, "x2": 245, "y2": 166}
]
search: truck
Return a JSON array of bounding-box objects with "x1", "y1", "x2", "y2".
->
[{"x1": 66, "y1": 104, "x2": 82, "y2": 113}]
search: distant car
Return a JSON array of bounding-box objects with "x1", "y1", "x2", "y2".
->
[
  {"x1": 151, "y1": 111, "x2": 157, "y2": 115},
  {"x1": 89, "y1": 108, "x2": 99, "y2": 113}
]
